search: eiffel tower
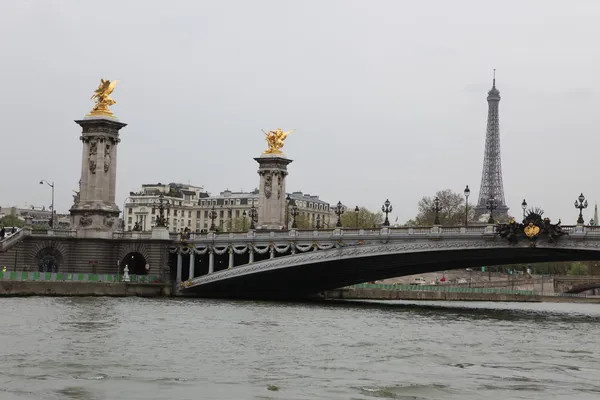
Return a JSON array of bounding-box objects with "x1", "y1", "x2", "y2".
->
[{"x1": 474, "y1": 70, "x2": 509, "y2": 220}]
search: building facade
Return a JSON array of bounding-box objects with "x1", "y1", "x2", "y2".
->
[
  {"x1": 124, "y1": 185, "x2": 333, "y2": 232},
  {"x1": 124, "y1": 183, "x2": 206, "y2": 232}
]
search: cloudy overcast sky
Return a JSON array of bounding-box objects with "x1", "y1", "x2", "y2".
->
[{"x1": 1, "y1": 0, "x2": 599, "y2": 224}]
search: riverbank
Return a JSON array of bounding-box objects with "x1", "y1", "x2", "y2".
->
[
  {"x1": 0, "y1": 281, "x2": 171, "y2": 297},
  {"x1": 322, "y1": 288, "x2": 600, "y2": 303}
]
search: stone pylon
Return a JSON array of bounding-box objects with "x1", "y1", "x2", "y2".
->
[
  {"x1": 254, "y1": 154, "x2": 293, "y2": 230},
  {"x1": 70, "y1": 115, "x2": 126, "y2": 238}
]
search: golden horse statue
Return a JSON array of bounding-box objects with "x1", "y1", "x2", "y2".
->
[
  {"x1": 263, "y1": 128, "x2": 294, "y2": 155},
  {"x1": 88, "y1": 79, "x2": 119, "y2": 117}
]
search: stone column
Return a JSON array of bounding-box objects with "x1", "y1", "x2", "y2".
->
[
  {"x1": 70, "y1": 116, "x2": 126, "y2": 238},
  {"x1": 269, "y1": 247, "x2": 275, "y2": 259},
  {"x1": 228, "y1": 248, "x2": 234, "y2": 269},
  {"x1": 176, "y1": 252, "x2": 182, "y2": 283},
  {"x1": 254, "y1": 154, "x2": 293, "y2": 230},
  {"x1": 208, "y1": 249, "x2": 214, "y2": 274},
  {"x1": 249, "y1": 248, "x2": 254, "y2": 264},
  {"x1": 188, "y1": 251, "x2": 195, "y2": 280}
]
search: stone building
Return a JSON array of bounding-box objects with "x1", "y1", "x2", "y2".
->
[
  {"x1": 124, "y1": 183, "x2": 205, "y2": 232},
  {"x1": 124, "y1": 185, "x2": 333, "y2": 232}
]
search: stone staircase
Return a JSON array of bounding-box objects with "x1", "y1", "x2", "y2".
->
[{"x1": 0, "y1": 229, "x2": 31, "y2": 253}]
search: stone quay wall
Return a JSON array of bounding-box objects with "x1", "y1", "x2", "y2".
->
[{"x1": 0, "y1": 281, "x2": 171, "y2": 297}]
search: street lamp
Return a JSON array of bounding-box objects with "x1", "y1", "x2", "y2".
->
[
  {"x1": 39, "y1": 180, "x2": 55, "y2": 228},
  {"x1": 249, "y1": 204, "x2": 258, "y2": 230},
  {"x1": 521, "y1": 199, "x2": 527, "y2": 219},
  {"x1": 486, "y1": 197, "x2": 498, "y2": 224},
  {"x1": 334, "y1": 201, "x2": 344, "y2": 227},
  {"x1": 155, "y1": 194, "x2": 169, "y2": 227},
  {"x1": 432, "y1": 196, "x2": 442, "y2": 225},
  {"x1": 316, "y1": 214, "x2": 321, "y2": 229},
  {"x1": 208, "y1": 205, "x2": 218, "y2": 231},
  {"x1": 354, "y1": 206, "x2": 360, "y2": 228},
  {"x1": 464, "y1": 185, "x2": 470, "y2": 226},
  {"x1": 285, "y1": 194, "x2": 291, "y2": 227},
  {"x1": 242, "y1": 210, "x2": 247, "y2": 231},
  {"x1": 575, "y1": 193, "x2": 588, "y2": 225},
  {"x1": 290, "y1": 201, "x2": 299, "y2": 229},
  {"x1": 381, "y1": 199, "x2": 392, "y2": 227}
]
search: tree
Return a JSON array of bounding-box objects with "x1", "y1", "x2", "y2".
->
[
  {"x1": 340, "y1": 207, "x2": 384, "y2": 228},
  {"x1": 0, "y1": 215, "x2": 24, "y2": 228},
  {"x1": 408, "y1": 189, "x2": 473, "y2": 226},
  {"x1": 568, "y1": 262, "x2": 589, "y2": 276}
]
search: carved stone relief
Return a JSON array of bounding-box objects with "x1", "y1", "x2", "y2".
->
[
  {"x1": 79, "y1": 213, "x2": 92, "y2": 227},
  {"x1": 264, "y1": 173, "x2": 272, "y2": 199},
  {"x1": 104, "y1": 144, "x2": 111, "y2": 173}
]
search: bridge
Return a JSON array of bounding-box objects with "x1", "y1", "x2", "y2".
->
[{"x1": 174, "y1": 224, "x2": 600, "y2": 298}]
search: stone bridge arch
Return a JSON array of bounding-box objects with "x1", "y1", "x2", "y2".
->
[
  {"x1": 29, "y1": 240, "x2": 69, "y2": 272},
  {"x1": 118, "y1": 243, "x2": 151, "y2": 275}
]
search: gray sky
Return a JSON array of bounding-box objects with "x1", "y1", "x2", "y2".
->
[{"x1": 1, "y1": 0, "x2": 599, "y2": 224}]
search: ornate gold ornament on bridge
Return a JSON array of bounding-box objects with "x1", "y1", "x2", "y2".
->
[
  {"x1": 262, "y1": 128, "x2": 294, "y2": 155},
  {"x1": 498, "y1": 208, "x2": 565, "y2": 247},
  {"x1": 524, "y1": 223, "x2": 540, "y2": 238},
  {"x1": 88, "y1": 79, "x2": 119, "y2": 117}
]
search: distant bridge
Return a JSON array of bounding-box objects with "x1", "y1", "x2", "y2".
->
[{"x1": 174, "y1": 225, "x2": 600, "y2": 298}]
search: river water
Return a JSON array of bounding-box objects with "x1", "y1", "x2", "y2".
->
[{"x1": 1, "y1": 298, "x2": 599, "y2": 400}]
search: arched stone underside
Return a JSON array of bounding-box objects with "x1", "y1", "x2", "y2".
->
[
  {"x1": 31, "y1": 241, "x2": 68, "y2": 272},
  {"x1": 564, "y1": 283, "x2": 600, "y2": 294},
  {"x1": 118, "y1": 243, "x2": 150, "y2": 265},
  {"x1": 181, "y1": 239, "x2": 600, "y2": 298}
]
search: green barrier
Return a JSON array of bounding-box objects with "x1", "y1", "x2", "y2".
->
[{"x1": 33, "y1": 272, "x2": 39, "y2": 281}]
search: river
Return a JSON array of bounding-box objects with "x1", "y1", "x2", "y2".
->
[{"x1": 1, "y1": 298, "x2": 599, "y2": 400}]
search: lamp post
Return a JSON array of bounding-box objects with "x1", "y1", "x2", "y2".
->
[
  {"x1": 285, "y1": 194, "x2": 291, "y2": 227},
  {"x1": 290, "y1": 201, "x2": 299, "y2": 229},
  {"x1": 381, "y1": 199, "x2": 392, "y2": 227},
  {"x1": 155, "y1": 194, "x2": 169, "y2": 227},
  {"x1": 316, "y1": 214, "x2": 321, "y2": 229},
  {"x1": 464, "y1": 185, "x2": 470, "y2": 226},
  {"x1": 432, "y1": 196, "x2": 442, "y2": 225},
  {"x1": 39, "y1": 180, "x2": 55, "y2": 228},
  {"x1": 334, "y1": 201, "x2": 344, "y2": 228},
  {"x1": 575, "y1": 193, "x2": 588, "y2": 225},
  {"x1": 242, "y1": 210, "x2": 247, "y2": 231},
  {"x1": 354, "y1": 206, "x2": 360, "y2": 228},
  {"x1": 208, "y1": 205, "x2": 218, "y2": 231},
  {"x1": 521, "y1": 199, "x2": 527, "y2": 220},
  {"x1": 486, "y1": 197, "x2": 498, "y2": 224},
  {"x1": 249, "y1": 204, "x2": 258, "y2": 230}
]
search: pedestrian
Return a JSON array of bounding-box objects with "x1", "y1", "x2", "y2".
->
[
  {"x1": 11, "y1": 227, "x2": 16, "y2": 234},
  {"x1": 0, "y1": 227, "x2": 5, "y2": 239}
]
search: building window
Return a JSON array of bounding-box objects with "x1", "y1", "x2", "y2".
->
[
  {"x1": 188, "y1": 211, "x2": 191, "y2": 218},
  {"x1": 220, "y1": 211, "x2": 224, "y2": 218},
  {"x1": 128, "y1": 217, "x2": 132, "y2": 223},
  {"x1": 225, "y1": 200, "x2": 229, "y2": 206},
  {"x1": 128, "y1": 208, "x2": 132, "y2": 214},
  {"x1": 236, "y1": 210, "x2": 240, "y2": 217},
  {"x1": 152, "y1": 208, "x2": 156, "y2": 214},
  {"x1": 204, "y1": 211, "x2": 208, "y2": 218},
  {"x1": 188, "y1": 220, "x2": 191, "y2": 227},
  {"x1": 196, "y1": 211, "x2": 201, "y2": 218}
]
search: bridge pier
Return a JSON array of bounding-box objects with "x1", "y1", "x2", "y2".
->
[
  {"x1": 176, "y1": 252, "x2": 182, "y2": 283},
  {"x1": 189, "y1": 251, "x2": 195, "y2": 280}
]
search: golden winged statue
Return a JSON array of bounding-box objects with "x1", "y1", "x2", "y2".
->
[
  {"x1": 263, "y1": 128, "x2": 294, "y2": 155},
  {"x1": 88, "y1": 79, "x2": 119, "y2": 117}
]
